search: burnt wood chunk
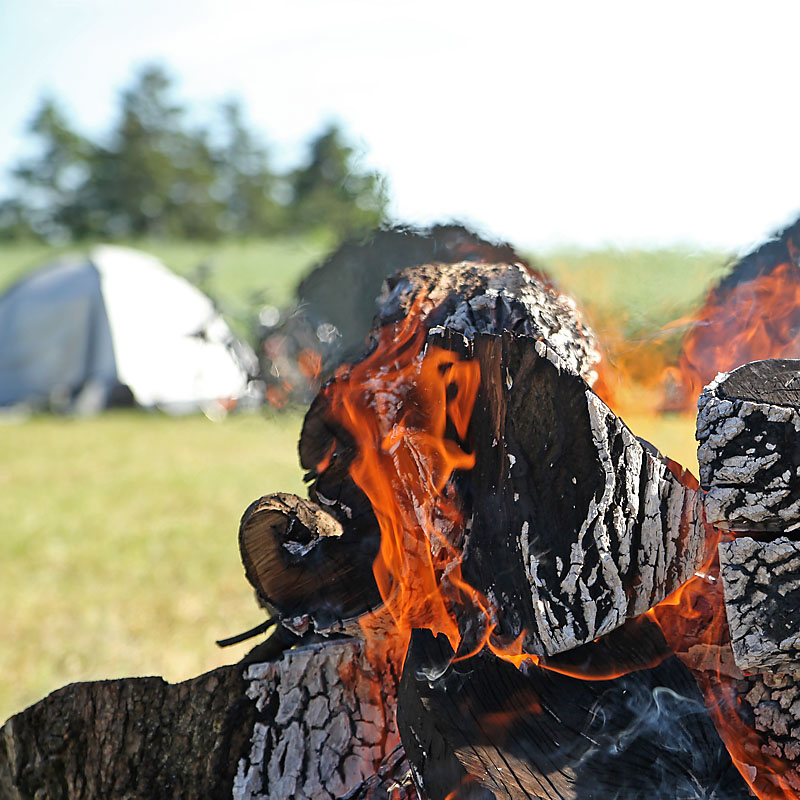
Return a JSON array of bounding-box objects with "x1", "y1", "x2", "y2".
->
[
  {"x1": 239, "y1": 493, "x2": 381, "y2": 634},
  {"x1": 741, "y1": 670, "x2": 800, "y2": 772},
  {"x1": 373, "y1": 261, "x2": 600, "y2": 384},
  {"x1": 441, "y1": 330, "x2": 710, "y2": 657},
  {"x1": 719, "y1": 536, "x2": 800, "y2": 672},
  {"x1": 0, "y1": 663, "x2": 257, "y2": 800},
  {"x1": 397, "y1": 629, "x2": 750, "y2": 800},
  {"x1": 234, "y1": 639, "x2": 410, "y2": 800},
  {"x1": 697, "y1": 359, "x2": 800, "y2": 531}
]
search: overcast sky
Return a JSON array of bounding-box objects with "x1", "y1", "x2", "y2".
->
[{"x1": 3, "y1": 0, "x2": 800, "y2": 253}]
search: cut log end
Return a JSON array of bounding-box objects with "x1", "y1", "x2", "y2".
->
[{"x1": 697, "y1": 359, "x2": 800, "y2": 532}]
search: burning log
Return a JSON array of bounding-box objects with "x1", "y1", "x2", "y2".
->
[
  {"x1": 449, "y1": 330, "x2": 710, "y2": 656},
  {"x1": 719, "y1": 536, "x2": 800, "y2": 673},
  {"x1": 697, "y1": 358, "x2": 800, "y2": 531},
  {"x1": 672, "y1": 217, "x2": 800, "y2": 409},
  {"x1": 397, "y1": 628, "x2": 752, "y2": 800}
]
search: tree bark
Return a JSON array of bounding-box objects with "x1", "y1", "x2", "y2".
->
[
  {"x1": 0, "y1": 661, "x2": 256, "y2": 800},
  {"x1": 719, "y1": 535, "x2": 800, "y2": 672},
  {"x1": 1, "y1": 638, "x2": 415, "y2": 800}
]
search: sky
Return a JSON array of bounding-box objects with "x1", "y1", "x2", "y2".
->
[{"x1": 2, "y1": 0, "x2": 800, "y2": 253}]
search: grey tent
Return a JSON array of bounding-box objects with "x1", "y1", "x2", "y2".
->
[{"x1": 0, "y1": 245, "x2": 257, "y2": 413}]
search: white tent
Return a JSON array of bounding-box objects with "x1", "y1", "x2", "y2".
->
[{"x1": 0, "y1": 245, "x2": 258, "y2": 414}]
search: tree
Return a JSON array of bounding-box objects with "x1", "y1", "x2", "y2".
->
[
  {"x1": 8, "y1": 97, "x2": 92, "y2": 241},
  {"x1": 289, "y1": 123, "x2": 388, "y2": 237},
  {"x1": 212, "y1": 99, "x2": 285, "y2": 236}
]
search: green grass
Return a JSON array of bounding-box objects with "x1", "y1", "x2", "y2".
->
[
  {"x1": 539, "y1": 246, "x2": 731, "y2": 338},
  {"x1": 0, "y1": 411, "x2": 306, "y2": 722}
]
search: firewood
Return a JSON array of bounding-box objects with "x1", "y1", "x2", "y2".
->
[
  {"x1": 445, "y1": 329, "x2": 711, "y2": 657},
  {"x1": 718, "y1": 536, "x2": 800, "y2": 673},
  {"x1": 238, "y1": 493, "x2": 381, "y2": 634},
  {"x1": 0, "y1": 638, "x2": 414, "y2": 800},
  {"x1": 0, "y1": 662, "x2": 257, "y2": 799},
  {"x1": 697, "y1": 358, "x2": 800, "y2": 532},
  {"x1": 234, "y1": 639, "x2": 411, "y2": 800},
  {"x1": 397, "y1": 628, "x2": 751, "y2": 800}
]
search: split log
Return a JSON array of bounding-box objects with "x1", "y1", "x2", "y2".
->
[
  {"x1": 446, "y1": 330, "x2": 710, "y2": 656},
  {"x1": 697, "y1": 358, "x2": 800, "y2": 532},
  {"x1": 0, "y1": 639, "x2": 415, "y2": 800},
  {"x1": 719, "y1": 536, "x2": 800, "y2": 672},
  {"x1": 252, "y1": 327, "x2": 711, "y2": 655},
  {"x1": 397, "y1": 628, "x2": 751, "y2": 800}
]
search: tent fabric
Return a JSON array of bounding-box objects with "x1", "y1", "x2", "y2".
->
[{"x1": 0, "y1": 246, "x2": 256, "y2": 413}]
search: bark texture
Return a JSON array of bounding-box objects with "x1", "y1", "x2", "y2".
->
[
  {"x1": 719, "y1": 535, "x2": 800, "y2": 672},
  {"x1": 742, "y1": 669, "x2": 800, "y2": 771},
  {"x1": 234, "y1": 639, "x2": 411, "y2": 800},
  {"x1": 449, "y1": 330, "x2": 710, "y2": 656},
  {"x1": 697, "y1": 359, "x2": 800, "y2": 531},
  {"x1": 0, "y1": 662, "x2": 256, "y2": 800}
]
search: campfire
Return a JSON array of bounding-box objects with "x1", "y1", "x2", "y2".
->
[
  {"x1": 3, "y1": 226, "x2": 798, "y2": 800},
  {"x1": 234, "y1": 230, "x2": 800, "y2": 800}
]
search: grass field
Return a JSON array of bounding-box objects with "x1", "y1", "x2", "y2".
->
[{"x1": 0, "y1": 238, "x2": 732, "y2": 723}]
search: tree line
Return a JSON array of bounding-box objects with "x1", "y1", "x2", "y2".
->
[{"x1": 0, "y1": 64, "x2": 389, "y2": 243}]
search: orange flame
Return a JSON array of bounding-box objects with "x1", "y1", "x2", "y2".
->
[
  {"x1": 319, "y1": 290, "x2": 799, "y2": 796},
  {"x1": 322, "y1": 300, "x2": 480, "y2": 667},
  {"x1": 671, "y1": 260, "x2": 800, "y2": 410}
]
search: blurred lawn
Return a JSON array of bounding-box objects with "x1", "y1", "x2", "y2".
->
[
  {"x1": 0, "y1": 411, "x2": 306, "y2": 722},
  {"x1": 0, "y1": 239, "x2": 730, "y2": 723}
]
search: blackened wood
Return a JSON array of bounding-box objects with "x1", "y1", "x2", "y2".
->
[
  {"x1": 1, "y1": 639, "x2": 414, "y2": 800},
  {"x1": 719, "y1": 536, "x2": 800, "y2": 672},
  {"x1": 697, "y1": 359, "x2": 800, "y2": 531},
  {"x1": 373, "y1": 261, "x2": 599, "y2": 384},
  {"x1": 741, "y1": 670, "x2": 800, "y2": 776},
  {"x1": 239, "y1": 493, "x2": 381, "y2": 635},
  {"x1": 444, "y1": 330, "x2": 710, "y2": 657},
  {"x1": 295, "y1": 224, "x2": 542, "y2": 369},
  {"x1": 397, "y1": 629, "x2": 750, "y2": 800},
  {"x1": 0, "y1": 663, "x2": 257, "y2": 800},
  {"x1": 234, "y1": 639, "x2": 412, "y2": 800}
]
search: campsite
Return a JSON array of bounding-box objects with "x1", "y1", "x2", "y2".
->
[
  {"x1": 0, "y1": 235, "x2": 727, "y2": 724},
  {"x1": 3, "y1": 7, "x2": 800, "y2": 797}
]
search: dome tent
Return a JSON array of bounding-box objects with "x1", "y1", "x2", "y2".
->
[{"x1": 0, "y1": 245, "x2": 258, "y2": 414}]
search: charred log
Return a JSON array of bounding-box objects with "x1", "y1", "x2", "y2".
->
[
  {"x1": 234, "y1": 639, "x2": 412, "y2": 800},
  {"x1": 0, "y1": 662, "x2": 257, "y2": 800},
  {"x1": 239, "y1": 493, "x2": 381, "y2": 634},
  {"x1": 397, "y1": 629, "x2": 750, "y2": 800},
  {"x1": 446, "y1": 330, "x2": 711, "y2": 656},
  {"x1": 719, "y1": 535, "x2": 800, "y2": 673},
  {"x1": 697, "y1": 359, "x2": 800, "y2": 531},
  {"x1": 0, "y1": 638, "x2": 415, "y2": 800}
]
